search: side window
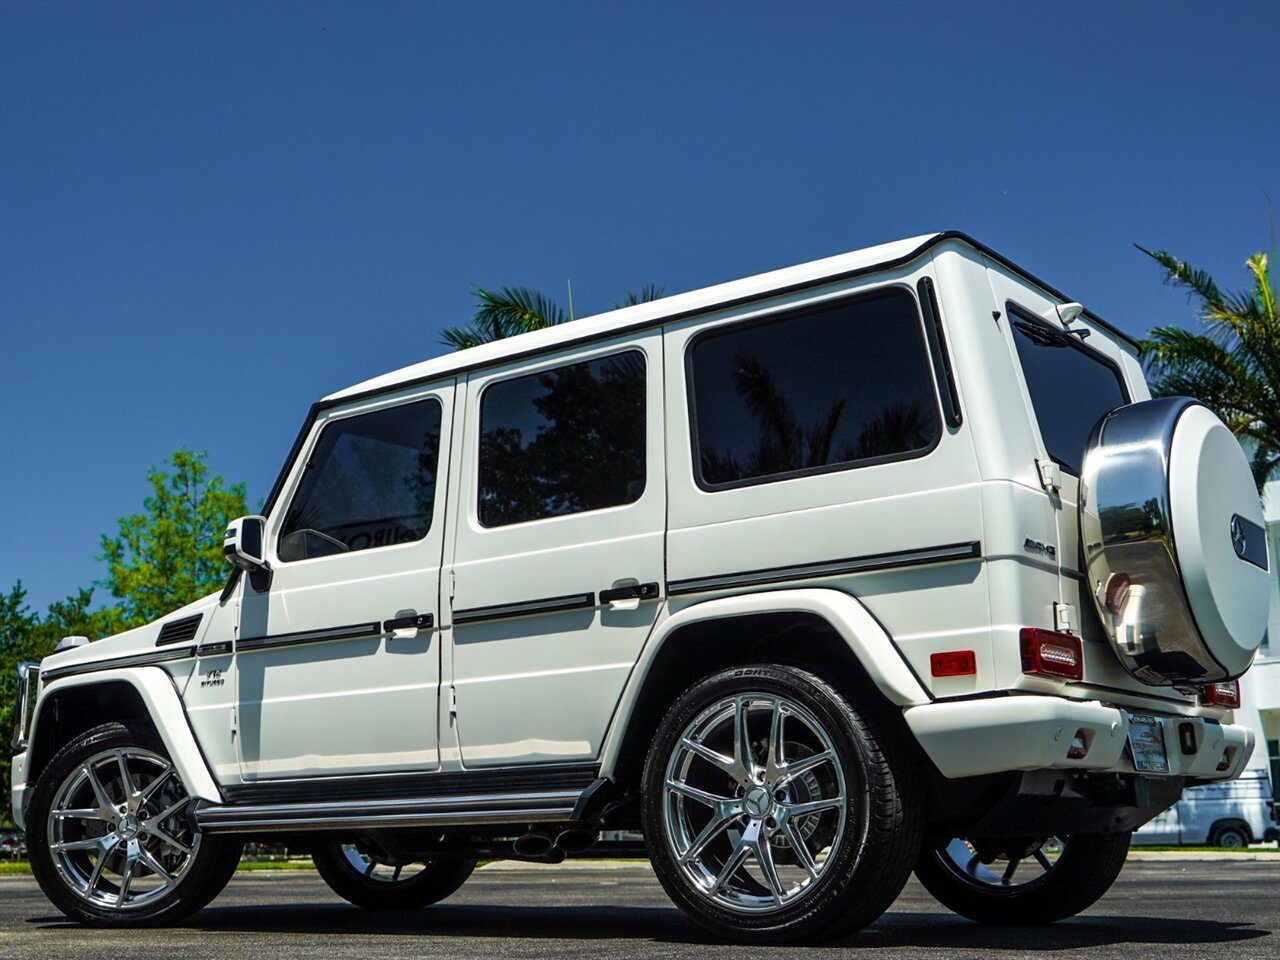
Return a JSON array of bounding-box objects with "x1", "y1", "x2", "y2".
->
[
  {"x1": 478, "y1": 351, "x2": 646, "y2": 527},
  {"x1": 278, "y1": 398, "x2": 443, "y2": 562},
  {"x1": 1008, "y1": 305, "x2": 1129, "y2": 475},
  {"x1": 689, "y1": 289, "x2": 942, "y2": 488}
]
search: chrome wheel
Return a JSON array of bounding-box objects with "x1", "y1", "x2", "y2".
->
[
  {"x1": 935, "y1": 838, "x2": 1063, "y2": 890},
  {"x1": 662, "y1": 693, "x2": 847, "y2": 914},
  {"x1": 46, "y1": 746, "x2": 199, "y2": 911}
]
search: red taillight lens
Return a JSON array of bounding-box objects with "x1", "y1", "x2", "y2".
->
[
  {"x1": 1200, "y1": 681, "x2": 1241, "y2": 709},
  {"x1": 930, "y1": 650, "x2": 977, "y2": 677},
  {"x1": 1020, "y1": 628, "x2": 1083, "y2": 681}
]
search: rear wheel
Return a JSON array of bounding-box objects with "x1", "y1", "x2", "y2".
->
[
  {"x1": 642, "y1": 664, "x2": 920, "y2": 944},
  {"x1": 914, "y1": 833, "x2": 1131, "y2": 924},
  {"x1": 1208, "y1": 823, "x2": 1249, "y2": 849},
  {"x1": 311, "y1": 842, "x2": 475, "y2": 910},
  {"x1": 28, "y1": 722, "x2": 243, "y2": 926}
]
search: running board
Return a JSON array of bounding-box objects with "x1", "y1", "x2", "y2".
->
[{"x1": 194, "y1": 788, "x2": 584, "y2": 834}]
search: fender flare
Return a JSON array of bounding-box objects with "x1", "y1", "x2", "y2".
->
[
  {"x1": 598, "y1": 587, "x2": 930, "y2": 778},
  {"x1": 28, "y1": 667, "x2": 222, "y2": 803}
]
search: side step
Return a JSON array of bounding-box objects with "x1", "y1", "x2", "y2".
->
[{"x1": 195, "y1": 787, "x2": 585, "y2": 834}]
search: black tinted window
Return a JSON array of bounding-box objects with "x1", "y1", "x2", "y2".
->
[
  {"x1": 690, "y1": 290, "x2": 941, "y2": 487},
  {"x1": 479, "y1": 351, "x2": 646, "y2": 527},
  {"x1": 278, "y1": 399, "x2": 442, "y2": 562},
  {"x1": 1009, "y1": 309, "x2": 1129, "y2": 474}
]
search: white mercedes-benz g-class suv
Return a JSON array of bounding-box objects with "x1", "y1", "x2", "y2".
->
[{"x1": 11, "y1": 232, "x2": 1267, "y2": 942}]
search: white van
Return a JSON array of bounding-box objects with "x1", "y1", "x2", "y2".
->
[
  {"x1": 1133, "y1": 769, "x2": 1278, "y2": 847},
  {"x1": 11, "y1": 232, "x2": 1269, "y2": 942}
]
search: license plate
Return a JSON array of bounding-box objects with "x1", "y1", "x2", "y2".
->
[{"x1": 1127, "y1": 714, "x2": 1170, "y2": 773}]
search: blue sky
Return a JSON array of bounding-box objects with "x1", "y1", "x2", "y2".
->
[{"x1": 2, "y1": 0, "x2": 1277, "y2": 612}]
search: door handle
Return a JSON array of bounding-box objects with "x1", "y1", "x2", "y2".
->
[
  {"x1": 599, "y1": 582, "x2": 660, "y2": 604},
  {"x1": 383, "y1": 613, "x2": 434, "y2": 632}
]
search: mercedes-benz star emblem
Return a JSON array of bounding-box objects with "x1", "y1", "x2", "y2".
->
[{"x1": 1231, "y1": 515, "x2": 1247, "y2": 558}]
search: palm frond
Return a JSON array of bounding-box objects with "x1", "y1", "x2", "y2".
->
[
  {"x1": 439, "y1": 285, "x2": 568, "y2": 351},
  {"x1": 614, "y1": 285, "x2": 666, "y2": 309}
]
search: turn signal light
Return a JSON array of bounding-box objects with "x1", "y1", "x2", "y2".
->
[
  {"x1": 930, "y1": 650, "x2": 977, "y2": 677},
  {"x1": 1020, "y1": 628, "x2": 1083, "y2": 681},
  {"x1": 1200, "y1": 681, "x2": 1241, "y2": 709}
]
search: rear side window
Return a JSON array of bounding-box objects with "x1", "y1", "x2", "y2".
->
[
  {"x1": 478, "y1": 351, "x2": 646, "y2": 527},
  {"x1": 689, "y1": 289, "x2": 941, "y2": 488},
  {"x1": 1008, "y1": 306, "x2": 1129, "y2": 474},
  {"x1": 278, "y1": 398, "x2": 442, "y2": 562}
]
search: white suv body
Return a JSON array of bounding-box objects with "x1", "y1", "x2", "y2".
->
[{"x1": 11, "y1": 232, "x2": 1266, "y2": 940}]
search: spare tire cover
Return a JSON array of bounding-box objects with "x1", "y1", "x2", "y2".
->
[{"x1": 1079, "y1": 396, "x2": 1269, "y2": 685}]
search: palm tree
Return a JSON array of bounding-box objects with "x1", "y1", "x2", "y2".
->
[
  {"x1": 440, "y1": 283, "x2": 664, "y2": 351},
  {"x1": 1139, "y1": 244, "x2": 1278, "y2": 491}
]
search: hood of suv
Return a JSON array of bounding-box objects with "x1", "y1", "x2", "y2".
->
[{"x1": 39, "y1": 593, "x2": 221, "y2": 678}]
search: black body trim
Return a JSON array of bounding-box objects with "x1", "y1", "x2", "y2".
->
[
  {"x1": 42, "y1": 647, "x2": 194, "y2": 683},
  {"x1": 667, "y1": 541, "x2": 982, "y2": 596},
  {"x1": 453, "y1": 592, "x2": 597, "y2": 625},
  {"x1": 219, "y1": 762, "x2": 600, "y2": 805},
  {"x1": 918, "y1": 277, "x2": 962, "y2": 429},
  {"x1": 155, "y1": 613, "x2": 203, "y2": 647},
  {"x1": 196, "y1": 641, "x2": 233, "y2": 657},
  {"x1": 236, "y1": 621, "x2": 384, "y2": 654}
]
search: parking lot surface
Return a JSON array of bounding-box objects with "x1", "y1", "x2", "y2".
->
[{"x1": 1, "y1": 858, "x2": 1276, "y2": 959}]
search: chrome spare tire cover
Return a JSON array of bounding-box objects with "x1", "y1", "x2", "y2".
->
[{"x1": 1079, "y1": 397, "x2": 1269, "y2": 686}]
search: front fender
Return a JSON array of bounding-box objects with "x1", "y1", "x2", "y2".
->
[
  {"x1": 28, "y1": 667, "x2": 222, "y2": 803},
  {"x1": 598, "y1": 588, "x2": 931, "y2": 777}
]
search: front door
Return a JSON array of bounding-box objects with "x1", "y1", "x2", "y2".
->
[
  {"x1": 446, "y1": 336, "x2": 665, "y2": 768},
  {"x1": 235, "y1": 383, "x2": 454, "y2": 781}
]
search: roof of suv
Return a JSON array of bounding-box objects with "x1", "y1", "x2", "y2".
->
[{"x1": 325, "y1": 230, "x2": 1138, "y2": 406}]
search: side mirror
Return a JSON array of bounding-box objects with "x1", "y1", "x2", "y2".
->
[{"x1": 224, "y1": 516, "x2": 269, "y2": 572}]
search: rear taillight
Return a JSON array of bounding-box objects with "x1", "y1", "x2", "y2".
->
[
  {"x1": 1020, "y1": 628, "x2": 1083, "y2": 681},
  {"x1": 1200, "y1": 681, "x2": 1242, "y2": 709}
]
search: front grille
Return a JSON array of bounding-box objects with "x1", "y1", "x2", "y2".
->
[{"x1": 155, "y1": 613, "x2": 203, "y2": 647}]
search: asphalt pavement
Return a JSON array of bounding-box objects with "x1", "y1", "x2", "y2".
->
[{"x1": 1, "y1": 858, "x2": 1276, "y2": 960}]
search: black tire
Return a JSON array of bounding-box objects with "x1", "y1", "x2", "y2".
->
[
  {"x1": 1208, "y1": 823, "x2": 1249, "y2": 849},
  {"x1": 27, "y1": 722, "x2": 243, "y2": 927},
  {"x1": 642, "y1": 664, "x2": 921, "y2": 944},
  {"x1": 914, "y1": 833, "x2": 1131, "y2": 924},
  {"x1": 312, "y1": 842, "x2": 476, "y2": 910}
]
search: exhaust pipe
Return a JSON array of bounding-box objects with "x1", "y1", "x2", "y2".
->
[
  {"x1": 554, "y1": 828, "x2": 597, "y2": 854},
  {"x1": 512, "y1": 831, "x2": 565, "y2": 862}
]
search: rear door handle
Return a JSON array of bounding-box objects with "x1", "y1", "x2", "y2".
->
[
  {"x1": 598, "y1": 582, "x2": 660, "y2": 604},
  {"x1": 383, "y1": 613, "x2": 434, "y2": 632}
]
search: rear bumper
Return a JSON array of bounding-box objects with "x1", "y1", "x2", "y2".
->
[{"x1": 904, "y1": 695, "x2": 1254, "y2": 780}]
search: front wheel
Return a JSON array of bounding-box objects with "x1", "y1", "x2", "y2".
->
[
  {"x1": 914, "y1": 833, "x2": 1131, "y2": 924},
  {"x1": 311, "y1": 842, "x2": 476, "y2": 910},
  {"x1": 27, "y1": 722, "x2": 243, "y2": 926},
  {"x1": 642, "y1": 664, "x2": 921, "y2": 944}
]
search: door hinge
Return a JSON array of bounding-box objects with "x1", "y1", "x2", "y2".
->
[
  {"x1": 1037, "y1": 458, "x2": 1061, "y2": 494},
  {"x1": 448, "y1": 686, "x2": 457, "y2": 717},
  {"x1": 448, "y1": 571, "x2": 456, "y2": 600},
  {"x1": 1054, "y1": 601, "x2": 1075, "y2": 634}
]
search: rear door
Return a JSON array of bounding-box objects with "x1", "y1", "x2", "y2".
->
[
  {"x1": 985, "y1": 270, "x2": 1132, "y2": 634},
  {"x1": 446, "y1": 335, "x2": 665, "y2": 768}
]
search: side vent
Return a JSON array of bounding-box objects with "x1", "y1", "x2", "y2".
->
[{"x1": 156, "y1": 613, "x2": 203, "y2": 647}]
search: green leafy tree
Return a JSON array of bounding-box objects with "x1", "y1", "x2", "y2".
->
[
  {"x1": 440, "y1": 283, "x2": 664, "y2": 351},
  {"x1": 1, "y1": 582, "x2": 120, "y2": 825},
  {"x1": 1139, "y1": 244, "x2": 1279, "y2": 490},
  {"x1": 99, "y1": 449, "x2": 248, "y2": 628}
]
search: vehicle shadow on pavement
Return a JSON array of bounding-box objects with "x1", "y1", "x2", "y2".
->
[
  {"x1": 823, "y1": 912, "x2": 1271, "y2": 950},
  {"x1": 26, "y1": 906, "x2": 1271, "y2": 949}
]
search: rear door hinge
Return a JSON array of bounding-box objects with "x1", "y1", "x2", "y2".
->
[{"x1": 1037, "y1": 458, "x2": 1061, "y2": 494}]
